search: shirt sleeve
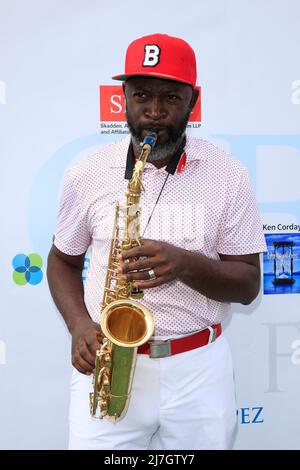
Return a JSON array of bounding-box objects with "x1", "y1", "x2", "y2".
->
[
  {"x1": 53, "y1": 168, "x2": 92, "y2": 256},
  {"x1": 217, "y1": 167, "x2": 267, "y2": 255}
]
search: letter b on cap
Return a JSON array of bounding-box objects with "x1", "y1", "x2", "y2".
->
[{"x1": 143, "y1": 45, "x2": 160, "y2": 67}]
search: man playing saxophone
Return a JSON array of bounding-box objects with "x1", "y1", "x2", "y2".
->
[{"x1": 47, "y1": 34, "x2": 266, "y2": 450}]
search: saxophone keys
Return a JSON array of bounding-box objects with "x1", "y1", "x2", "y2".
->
[
  {"x1": 100, "y1": 399, "x2": 108, "y2": 415},
  {"x1": 104, "y1": 353, "x2": 111, "y2": 368},
  {"x1": 89, "y1": 392, "x2": 99, "y2": 417},
  {"x1": 102, "y1": 372, "x2": 110, "y2": 393}
]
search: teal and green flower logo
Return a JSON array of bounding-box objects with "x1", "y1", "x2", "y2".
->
[{"x1": 12, "y1": 253, "x2": 43, "y2": 286}]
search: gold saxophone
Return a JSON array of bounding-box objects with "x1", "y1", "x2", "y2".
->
[{"x1": 90, "y1": 132, "x2": 157, "y2": 422}]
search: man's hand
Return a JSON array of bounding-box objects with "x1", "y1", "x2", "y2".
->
[
  {"x1": 119, "y1": 238, "x2": 261, "y2": 305},
  {"x1": 71, "y1": 318, "x2": 104, "y2": 375},
  {"x1": 119, "y1": 239, "x2": 183, "y2": 289}
]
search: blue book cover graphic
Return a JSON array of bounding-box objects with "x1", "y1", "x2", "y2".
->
[{"x1": 263, "y1": 233, "x2": 300, "y2": 295}]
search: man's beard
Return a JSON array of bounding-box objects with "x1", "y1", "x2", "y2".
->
[{"x1": 126, "y1": 109, "x2": 190, "y2": 162}]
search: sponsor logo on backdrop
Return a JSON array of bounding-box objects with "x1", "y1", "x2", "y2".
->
[
  {"x1": 263, "y1": 233, "x2": 300, "y2": 295},
  {"x1": 99, "y1": 85, "x2": 201, "y2": 135},
  {"x1": 264, "y1": 321, "x2": 300, "y2": 393},
  {"x1": 12, "y1": 253, "x2": 43, "y2": 286},
  {"x1": 0, "y1": 340, "x2": 6, "y2": 365},
  {"x1": 291, "y1": 80, "x2": 300, "y2": 104},
  {"x1": 236, "y1": 407, "x2": 264, "y2": 424},
  {"x1": 291, "y1": 338, "x2": 300, "y2": 365},
  {"x1": 0, "y1": 80, "x2": 6, "y2": 104}
]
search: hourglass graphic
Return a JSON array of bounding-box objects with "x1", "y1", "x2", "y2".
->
[{"x1": 272, "y1": 241, "x2": 295, "y2": 285}]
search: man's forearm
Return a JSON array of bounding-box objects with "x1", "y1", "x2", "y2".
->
[
  {"x1": 47, "y1": 252, "x2": 92, "y2": 333},
  {"x1": 178, "y1": 249, "x2": 260, "y2": 304}
]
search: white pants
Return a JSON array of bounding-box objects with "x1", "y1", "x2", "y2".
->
[{"x1": 69, "y1": 335, "x2": 237, "y2": 450}]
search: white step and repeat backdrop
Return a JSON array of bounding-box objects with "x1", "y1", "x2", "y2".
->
[{"x1": 1, "y1": 0, "x2": 300, "y2": 450}]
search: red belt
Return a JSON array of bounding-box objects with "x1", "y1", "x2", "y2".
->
[{"x1": 137, "y1": 324, "x2": 222, "y2": 358}]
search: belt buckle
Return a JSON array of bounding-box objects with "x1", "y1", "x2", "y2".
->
[
  {"x1": 149, "y1": 340, "x2": 171, "y2": 358},
  {"x1": 207, "y1": 326, "x2": 217, "y2": 343}
]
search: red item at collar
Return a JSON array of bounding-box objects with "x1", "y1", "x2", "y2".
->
[{"x1": 177, "y1": 152, "x2": 187, "y2": 174}]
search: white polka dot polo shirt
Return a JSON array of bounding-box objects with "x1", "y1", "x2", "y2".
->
[{"x1": 53, "y1": 135, "x2": 266, "y2": 336}]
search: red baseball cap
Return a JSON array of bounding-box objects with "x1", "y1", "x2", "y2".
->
[{"x1": 112, "y1": 33, "x2": 197, "y2": 88}]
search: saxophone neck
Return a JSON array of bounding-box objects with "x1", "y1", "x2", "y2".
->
[{"x1": 129, "y1": 133, "x2": 157, "y2": 192}]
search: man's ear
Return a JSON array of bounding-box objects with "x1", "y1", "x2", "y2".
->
[{"x1": 189, "y1": 88, "x2": 199, "y2": 111}]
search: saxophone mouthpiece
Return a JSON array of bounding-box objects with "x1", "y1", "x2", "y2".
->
[{"x1": 142, "y1": 132, "x2": 157, "y2": 149}]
